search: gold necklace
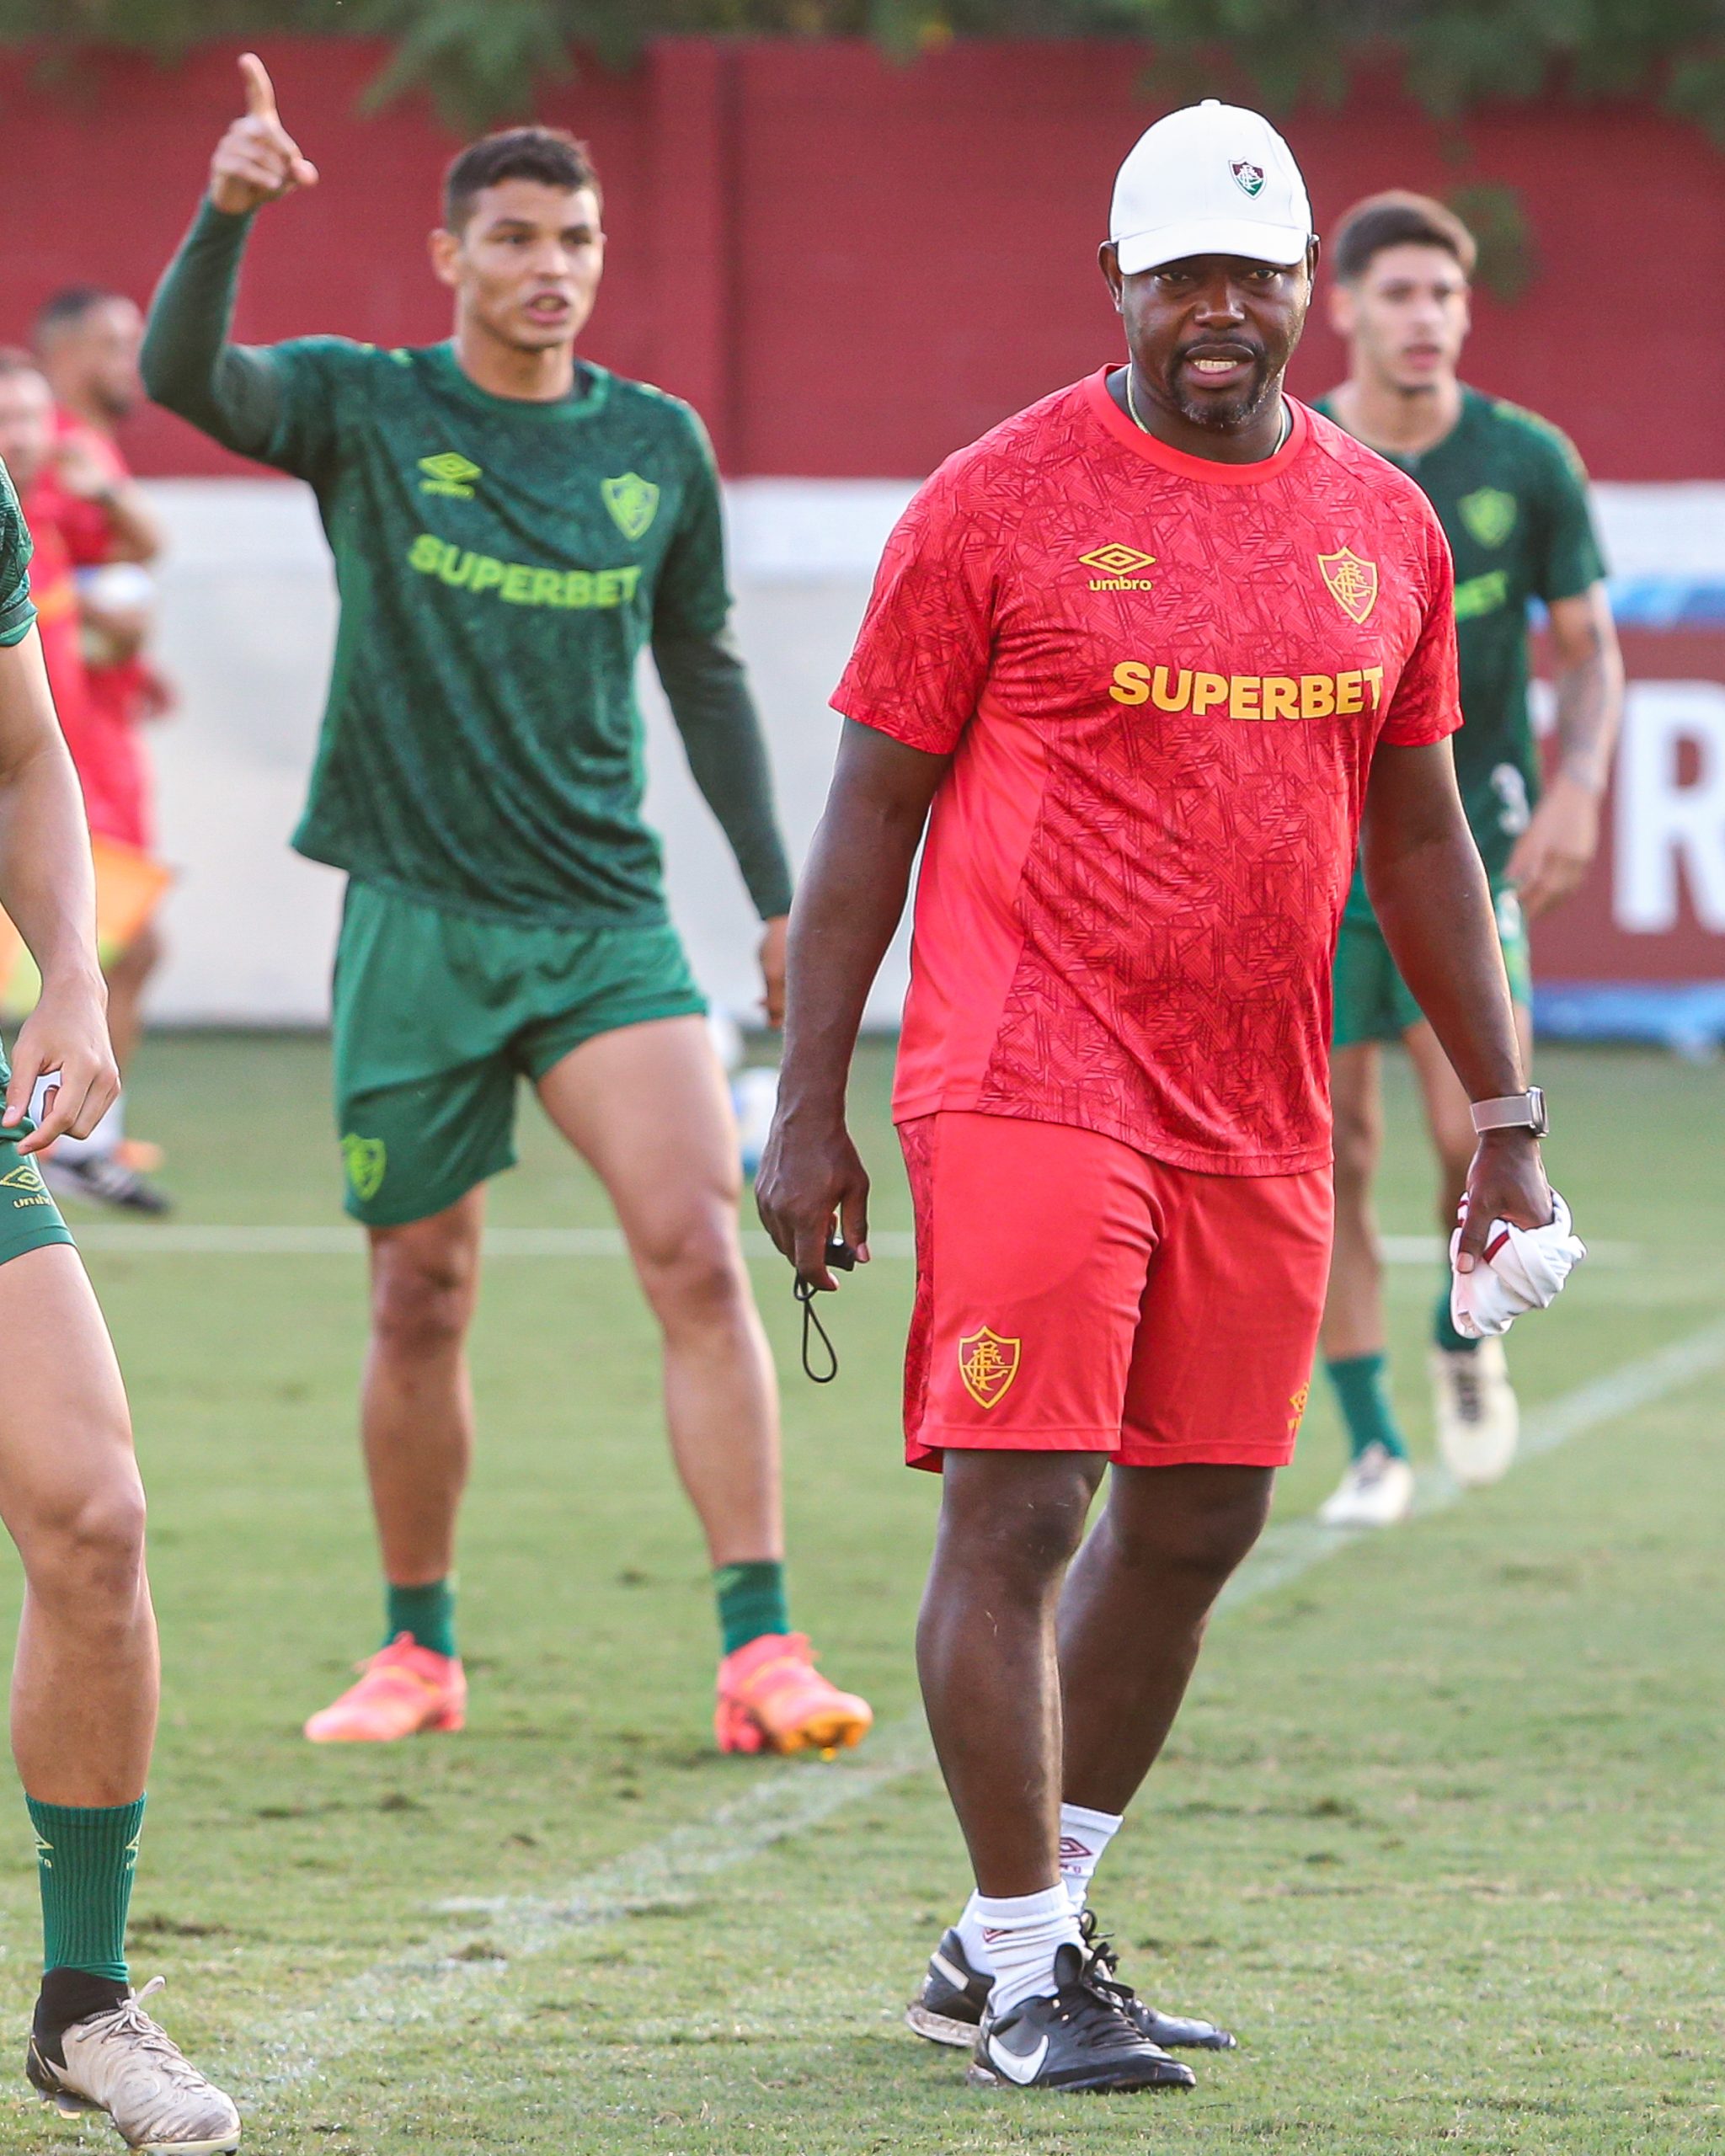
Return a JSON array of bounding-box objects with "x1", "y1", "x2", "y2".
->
[{"x1": 1124, "y1": 366, "x2": 1291, "y2": 456}]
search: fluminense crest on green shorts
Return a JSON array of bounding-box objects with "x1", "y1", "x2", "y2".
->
[
  {"x1": 342, "y1": 1133, "x2": 387, "y2": 1202},
  {"x1": 601, "y1": 472, "x2": 660, "y2": 542},
  {"x1": 1459, "y1": 486, "x2": 1517, "y2": 548}
]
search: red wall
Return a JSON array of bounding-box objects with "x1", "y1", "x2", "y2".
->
[{"x1": 2, "y1": 37, "x2": 1721, "y2": 478}]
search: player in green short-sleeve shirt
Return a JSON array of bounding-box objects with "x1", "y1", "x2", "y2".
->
[
  {"x1": 1310, "y1": 193, "x2": 1622, "y2": 1528},
  {"x1": 142, "y1": 59, "x2": 872, "y2": 1759}
]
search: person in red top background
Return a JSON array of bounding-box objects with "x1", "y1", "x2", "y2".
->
[
  {"x1": 758, "y1": 102, "x2": 1560, "y2": 2095},
  {"x1": 34, "y1": 290, "x2": 171, "y2": 1214},
  {"x1": 0, "y1": 355, "x2": 93, "y2": 760}
]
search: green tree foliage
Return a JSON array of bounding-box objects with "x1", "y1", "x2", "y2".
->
[{"x1": 6, "y1": 0, "x2": 1722, "y2": 138}]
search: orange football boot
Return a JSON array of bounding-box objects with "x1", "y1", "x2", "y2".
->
[
  {"x1": 304, "y1": 1633, "x2": 467, "y2": 1743},
  {"x1": 714, "y1": 1632, "x2": 873, "y2": 1757}
]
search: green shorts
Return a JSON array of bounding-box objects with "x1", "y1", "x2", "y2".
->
[
  {"x1": 331, "y1": 883, "x2": 706, "y2": 1228},
  {"x1": 0, "y1": 1081, "x2": 74, "y2": 1268},
  {"x1": 1332, "y1": 883, "x2": 1531, "y2": 1050}
]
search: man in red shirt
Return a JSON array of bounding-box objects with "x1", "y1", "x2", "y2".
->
[
  {"x1": 758, "y1": 101, "x2": 1556, "y2": 2094},
  {"x1": 35, "y1": 291, "x2": 169, "y2": 1214},
  {"x1": 0, "y1": 356, "x2": 93, "y2": 757}
]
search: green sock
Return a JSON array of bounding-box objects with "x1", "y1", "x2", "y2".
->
[
  {"x1": 714, "y1": 1561, "x2": 790, "y2": 1657},
  {"x1": 1433, "y1": 1271, "x2": 1479, "y2": 1355},
  {"x1": 1324, "y1": 1352, "x2": 1410, "y2": 1462},
  {"x1": 385, "y1": 1577, "x2": 457, "y2": 1659},
  {"x1": 27, "y1": 1796, "x2": 144, "y2": 1983}
]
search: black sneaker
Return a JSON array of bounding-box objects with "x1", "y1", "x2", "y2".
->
[
  {"x1": 41, "y1": 1153, "x2": 172, "y2": 1217},
  {"x1": 966, "y1": 1941, "x2": 1195, "y2": 2092},
  {"x1": 1078, "y1": 1908, "x2": 1237, "y2": 2051},
  {"x1": 907, "y1": 1914, "x2": 1235, "y2": 2052}
]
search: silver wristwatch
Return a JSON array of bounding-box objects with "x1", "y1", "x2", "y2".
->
[{"x1": 1470, "y1": 1087, "x2": 1548, "y2": 1137}]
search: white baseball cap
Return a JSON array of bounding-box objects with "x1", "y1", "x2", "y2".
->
[{"x1": 1110, "y1": 99, "x2": 1313, "y2": 275}]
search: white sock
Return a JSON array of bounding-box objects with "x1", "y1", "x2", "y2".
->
[
  {"x1": 955, "y1": 1889, "x2": 994, "y2": 1972},
  {"x1": 1058, "y1": 1801, "x2": 1124, "y2": 1916},
  {"x1": 954, "y1": 1803, "x2": 1124, "y2": 1972},
  {"x1": 971, "y1": 1886, "x2": 1080, "y2": 2018},
  {"x1": 50, "y1": 1093, "x2": 124, "y2": 1164}
]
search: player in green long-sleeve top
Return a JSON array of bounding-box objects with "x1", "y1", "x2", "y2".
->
[{"x1": 143, "y1": 56, "x2": 871, "y2": 1758}]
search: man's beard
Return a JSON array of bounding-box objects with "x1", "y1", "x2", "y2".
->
[{"x1": 1170, "y1": 357, "x2": 1275, "y2": 430}]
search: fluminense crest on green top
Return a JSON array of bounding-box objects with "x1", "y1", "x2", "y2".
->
[
  {"x1": 1459, "y1": 486, "x2": 1518, "y2": 548},
  {"x1": 601, "y1": 472, "x2": 660, "y2": 542}
]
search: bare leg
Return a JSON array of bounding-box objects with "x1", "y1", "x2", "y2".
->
[
  {"x1": 537, "y1": 1017, "x2": 781, "y2": 1566},
  {"x1": 0, "y1": 1249, "x2": 155, "y2": 1805},
  {"x1": 101, "y1": 920, "x2": 162, "y2": 1078},
  {"x1": 361, "y1": 1191, "x2": 485, "y2": 1585},
  {"x1": 1317, "y1": 1041, "x2": 1386, "y2": 1362},
  {"x1": 1058, "y1": 1464, "x2": 1274, "y2": 1817},
  {"x1": 916, "y1": 1451, "x2": 1103, "y2": 1896}
]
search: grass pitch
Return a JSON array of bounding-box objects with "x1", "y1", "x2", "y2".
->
[{"x1": 0, "y1": 1033, "x2": 1719, "y2": 2153}]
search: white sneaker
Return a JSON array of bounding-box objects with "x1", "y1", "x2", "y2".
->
[
  {"x1": 1317, "y1": 1443, "x2": 1416, "y2": 1528},
  {"x1": 28, "y1": 1977, "x2": 240, "y2": 2153},
  {"x1": 1430, "y1": 1339, "x2": 1519, "y2": 1487}
]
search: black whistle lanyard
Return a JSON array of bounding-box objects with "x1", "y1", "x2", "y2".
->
[
  {"x1": 795, "y1": 1237, "x2": 856, "y2": 1384},
  {"x1": 794, "y1": 1275, "x2": 840, "y2": 1383}
]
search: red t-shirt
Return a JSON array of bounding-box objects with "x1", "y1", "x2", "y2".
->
[{"x1": 833, "y1": 371, "x2": 1461, "y2": 1176}]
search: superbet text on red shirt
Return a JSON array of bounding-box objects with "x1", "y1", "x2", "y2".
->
[{"x1": 834, "y1": 369, "x2": 1461, "y2": 1177}]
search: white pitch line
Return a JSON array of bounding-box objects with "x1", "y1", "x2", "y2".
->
[
  {"x1": 76, "y1": 1223, "x2": 1642, "y2": 1264},
  {"x1": 231, "y1": 1315, "x2": 1724, "y2": 2105},
  {"x1": 1217, "y1": 1315, "x2": 1725, "y2": 1609}
]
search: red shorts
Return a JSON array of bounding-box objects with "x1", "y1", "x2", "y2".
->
[{"x1": 899, "y1": 1111, "x2": 1333, "y2": 1472}]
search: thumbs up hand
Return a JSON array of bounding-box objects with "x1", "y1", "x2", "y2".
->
[{"x1": 208, "y1": 53, "x2": 319, "y2": 216}]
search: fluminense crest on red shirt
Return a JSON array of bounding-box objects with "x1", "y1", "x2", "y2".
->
[
  {"x1": 1317, "y1": 547, "x2": 1380, "y2": 626},
  {"x1": 958, "y1": 1326, "x2": 1020, "y2": 1409}
]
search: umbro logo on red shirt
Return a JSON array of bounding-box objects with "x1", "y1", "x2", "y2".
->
[{"x1": 1079, "y1": 542, "x2": 1156, "y2": 591}]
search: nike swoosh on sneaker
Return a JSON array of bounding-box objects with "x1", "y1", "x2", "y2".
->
[{"x1": 987, "y1": 2031, "x2": 1049, "y2": 2084}]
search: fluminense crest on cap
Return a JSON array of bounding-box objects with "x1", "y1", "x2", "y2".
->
[{"x1": 1110, "y1": 101, "x2": 1312, "y2": 275}]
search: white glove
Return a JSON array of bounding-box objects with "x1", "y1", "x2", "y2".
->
[{"x1": 1449, "y1": 1188, "x2": 1586, "y2": 1341}]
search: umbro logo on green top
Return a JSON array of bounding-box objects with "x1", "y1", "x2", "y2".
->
[
  {"x1": 419, "y1": 452, "x2": 483, "y2": 500},
  {"x1": 1459, "y1": 487, "x2": 1518, "y2": 548},
  {"x1": 601, "y1": 472, "x2": 660, "y2": 542}
]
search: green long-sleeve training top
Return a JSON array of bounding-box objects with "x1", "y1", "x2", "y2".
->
[{"x1": 142, "y1": 200, "x2": 795, "y2": 927}]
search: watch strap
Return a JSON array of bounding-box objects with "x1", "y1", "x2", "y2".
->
[{"x1": 1471, "y1": 1087, "x2": 1547, "y2": 1136}]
